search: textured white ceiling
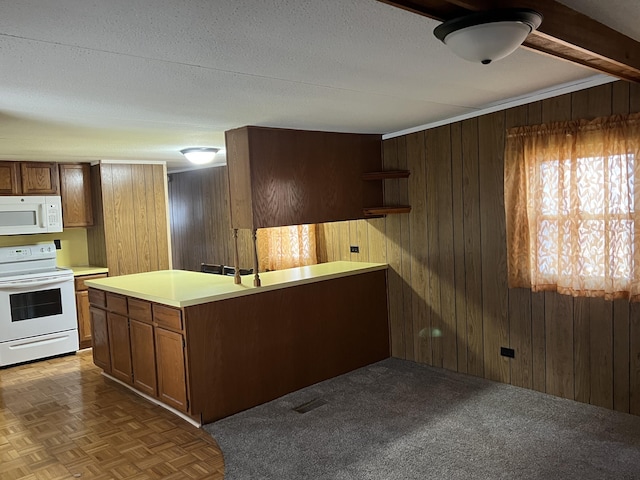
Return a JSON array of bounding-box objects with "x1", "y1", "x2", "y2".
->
[{"x1": 0, "y1": 0, "x2": 638, "y2": 168}]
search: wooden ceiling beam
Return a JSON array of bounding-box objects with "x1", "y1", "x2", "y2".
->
[
  {"x1": 377, "y1": 0, "x2": 640, "y2": 82},
  {"x1": 376, "y1": 0, "x2": 464, "y2": 20}
]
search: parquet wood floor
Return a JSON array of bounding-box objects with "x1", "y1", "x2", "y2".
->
[{"x1": 0, "y1": 350, "x2": 225, "y2": 479}]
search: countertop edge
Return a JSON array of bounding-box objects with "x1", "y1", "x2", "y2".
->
[
  {"x1": 66, "y1": 266, "x2": 110, "y2": 277},
  {"x1": 84, "y1": 262, "x2": 387, "y2": 308},
  {"x1": 180, "y1": 263, "x2": 387, "y2": 307}
]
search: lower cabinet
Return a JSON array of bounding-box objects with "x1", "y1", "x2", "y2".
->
[
  {"x1": 155, "y1": 327, "x2": 189, "y2": 412},
  {"x1": 76, "y1": 291, "x2": 92, "y2": 347},
  {"x1": 75, "y1": 272, "x2": 108, "y2": 349},
  {"x1": 90, "y1": 305, "x2": 111, "y2": 372},
  {"x1": 108, "y1": 312, "x2": 133, "y2": 384},
  {"x1": 130, "y1": 319, "x2": 157, "y2": 397},
  {"x1": 88, "y1": 289, "x2": 190, "y2": 414}
]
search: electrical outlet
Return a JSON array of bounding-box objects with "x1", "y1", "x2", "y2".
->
[
  {"x1": 500, "y1": 347, "x2": 515, "y2": 358},
  {"x1": 350, "y1": 246, "x2": 359, "y2": 253},
  {"x1": 54, "y1": 239, "x2": 61, "y2": 250}
]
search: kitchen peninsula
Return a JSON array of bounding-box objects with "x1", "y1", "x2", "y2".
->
[{"x1": 85, "y1": 261, "x2": 389, "y2": 425}]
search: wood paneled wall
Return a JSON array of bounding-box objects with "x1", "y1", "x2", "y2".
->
[
  {"x1": 168, "y1": 166, "x2": 253, "y2": 271},
  {"x1": 87, "y1": 163, "x2": 170, "y2": 276},
  {"x1": 318, "y1": 80, "x2": 640, "y2": 416}
]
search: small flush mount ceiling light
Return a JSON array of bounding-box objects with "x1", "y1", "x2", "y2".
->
[
  {"x1": 180, "y1": 147, "x2": 220, "y2": 165},
  {"x1": 433, "y1": 8, "x2": 543, "y2": 65}
]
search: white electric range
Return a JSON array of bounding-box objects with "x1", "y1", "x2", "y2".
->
[{"x1": 0, "y1": 243, "x2": 78, "y2": 367}]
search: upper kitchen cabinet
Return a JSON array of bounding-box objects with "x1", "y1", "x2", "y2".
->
[
  {"x1": 0, "y1": 162, "x2": 21, "y2": 195},
  {"x1": 1, "y1": 161, "x2": 95, "y2": 227},
  {"x1": 59, "y1": 163, "x2": 94, "y2": 227},
  {"x1": 0, "y1": 161, "x2": 59, "y2": 195},
  {"x1": 21, "y1": 162, "x2": 59, "y2": 195},
  {"x1": 87, "y1": 162, "x2": 170, "y2": 277},
  {"x1": 225, "y1": 126, "x2": 383, "y2": 229}
]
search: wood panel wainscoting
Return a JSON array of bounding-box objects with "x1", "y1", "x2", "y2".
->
[
  {"x1": 168, "y1": 166, "x2": 254, "y2": 271},
  {"x1": 0, "y1": 350, "x2": 224, "y2": 480},
  {"x1": 88, "y1": 162, "x2": 170, "y2": 276},
  {"x1": 317, "y1": 80, "x2": 640, "y2": 417}
]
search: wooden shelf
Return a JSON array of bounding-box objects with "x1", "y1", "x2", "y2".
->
[
  {"x1": 363, "y1": 205, "x2": 412, "y2": 217},
  {"x1": 362, "y1": 170, "x2": 410, "y2": 181},
  {"x1": 362, "y1": 170, "x2": 411, "y2": 218}
]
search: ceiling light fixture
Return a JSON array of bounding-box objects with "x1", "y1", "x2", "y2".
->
[
  {"x1": 433, "y1": 8, "x2": 543, "y2": 65},
  {"x1": 180, "y1": 147, "x2": 220, "y2": 165}
]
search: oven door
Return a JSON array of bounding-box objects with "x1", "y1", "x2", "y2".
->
[{"x1": 0, "y1": 274, "x2": 77, "y2": 343}]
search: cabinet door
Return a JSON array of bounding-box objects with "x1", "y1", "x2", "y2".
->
[
  {"x1": 90, "y1": 306, "x2": 111, "y2": 372},
  {"x1": 59, "y1": 163, "x2": 93, "y2": 227},
  {"x1": 76, "y1": 291, "x2": 92, "y2": 349},
  {"x1": 107, "y1": 312, "x2": 132, "y2": 384},
  {"x1": 0, "y1": 161, "x2": 21, "y2": 195},
  {"x1": 20, "y1": 162, "x2": 59, "y2": 195},
  {"x1": 155, "y1": 328, "x2": 189, "y2": 412},
  {"x1": 225, "y1": 126, "x2": 382, "y2": 228},
  {"x1": 130, "y1": 319, "x2": 157, "y2": 397}
]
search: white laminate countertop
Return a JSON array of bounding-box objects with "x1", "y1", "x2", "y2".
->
[{"x1": 84, "y1": 261, "x2": 387, "y2": 308}]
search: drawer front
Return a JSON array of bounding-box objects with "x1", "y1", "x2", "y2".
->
[
  {"x1": 128, "y1": 298, "x2": 152, "y2": 323},
  {"x1": 75, "y1": 273, "x2": 108, "y2": 291},
  {"x1": 106, "y1": 293, "x2": 128, "y2": 315},
  {"x1": 153, "y1": 304, "x2": 183, "y2": 332},
  {"x1": 88, "y1": 288, "x2": 106, "y2": 308}
]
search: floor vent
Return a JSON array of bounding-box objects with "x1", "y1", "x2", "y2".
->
[{"x1": 292, "y1": 398, "x2": 327, "y2": 414}]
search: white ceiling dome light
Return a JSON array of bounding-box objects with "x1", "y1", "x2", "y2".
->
[
  {"x1": 434, "y1": 9, "x2": 543, "y2": 65},
  {"x1": 180, "y1": 147, "x2": 220, "y2": 165}
]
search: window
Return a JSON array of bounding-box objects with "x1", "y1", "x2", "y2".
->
[
  {"x1": 256, "y1": 224, "x2": 317, "y2": 272},
  {"x1": 504, "y1": 113, "x2": 640, "y2": 301}
]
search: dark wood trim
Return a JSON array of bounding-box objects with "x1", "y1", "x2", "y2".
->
[
  {"x1": 362, "y1": 170, "x2": 411, "y2": 180},
  {"x1": 377, "y1": 0, "x2": 640, "y2": 82}
]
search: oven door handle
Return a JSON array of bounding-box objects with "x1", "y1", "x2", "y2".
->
[{"x1": 3, "y1": 277, "x2": 67, "y2": 289}]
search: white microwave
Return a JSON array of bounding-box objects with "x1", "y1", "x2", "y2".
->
[{"x1": 0, "y1": 196, "x2": 63, "y2": 235}]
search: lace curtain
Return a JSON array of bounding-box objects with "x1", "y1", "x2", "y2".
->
[
  {"x1": 256, "y1": 224, "x2": 317, "y2": 272},
  {"x1": 504, "y1": 112, "x2": 640, "y2": 301}
]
